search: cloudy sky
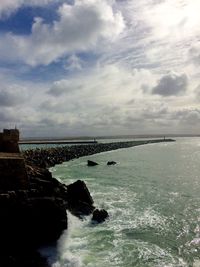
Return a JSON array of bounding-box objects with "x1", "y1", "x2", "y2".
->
[{"x1": 0, "y1": 0, "x2": 199, "y2": 137}]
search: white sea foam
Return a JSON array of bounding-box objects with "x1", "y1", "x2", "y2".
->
[
  {"x1": 53, "y1": 213, "x2": 87, "y2": 267},
  {"x1": 52, "y1": 252, "x2": 82, "y2": 267},
  {"x1": 40, "y1": 212, "x2": 89, "y2": 267},
  {"x1": 193, "y1": 260, "x2": 200, "y2": 267}
]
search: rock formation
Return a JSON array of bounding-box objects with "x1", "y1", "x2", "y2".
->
[
  {"x1": 107, "y1": 161, "x2": 117, "y2": 165},
  {"x1": 66, "y1": 180, "x2": 95, "y2": 217},
  {"x1": 87, "y1": 160, "x2": 98, "y2": 166},
  {"x1": 92, "y1": 209, "x2": 109, "y2": 223},
  {"x1": 0, "y1": 129, "x2": 96, "y2": 267}
]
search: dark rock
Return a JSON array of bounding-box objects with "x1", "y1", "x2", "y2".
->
[
  {"x1": 0, "y1": 249, "x2": 49, "y2": 267},
  {"x1": 0, "y1": 194, "x2": 67, "y2": 247},
  {"x1": 69, "y1": 201, "x2": 95, "y2": 217},
  {"x1": 26, "y1": 164, "x2": 68, "y2": 202},
  {"x1": 26, "y1": 164, "x2": 52, "y2": 181},
  {"x1": 24, "y1": 197, "x2": 67, "y2": 245},
  {"x1": 66, "y1": 180, "x2": 95, "y2": 216},
  {"x1": 107, "y1": 161, "x2": 117, "y2": 165},
  {"x1": 92, "y1": 209, "x2": 109, "y2": 223},
  {"x1": 87, "y1": 160, "x2": 98, "y2": 166},
  {"x1": 0, "y1": 160, "x2": 71, "y2": 267},
  {"x1": 67, "y1": 180, "x2": 93, "y2": 205}
]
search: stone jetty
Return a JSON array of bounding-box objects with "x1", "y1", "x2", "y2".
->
[{"x1": 23, "y1": 138, "x2": 175, "y2": 169}]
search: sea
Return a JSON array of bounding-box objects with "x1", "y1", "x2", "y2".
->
[{"x1": 31, "y1": 138, "x2": 200, "y2": 267}]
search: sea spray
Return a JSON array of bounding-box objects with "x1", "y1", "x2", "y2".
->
[
  {"x1": 53, "y1": 212, "x2": 85, "y2": 267},
  {"x1": 40, "y1": 211, "x2": 88, "y2": 267}
]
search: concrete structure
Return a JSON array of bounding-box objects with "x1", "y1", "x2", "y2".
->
[
  {"x1": 0, "y1": 129, "x2": 20, "y2": 153},
  {"x1": 0, "y1": 129, "x2": 29, "y2": 191}
]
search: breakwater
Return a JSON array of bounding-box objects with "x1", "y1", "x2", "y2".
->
[
  {"x1": 19, "y1": 140, "x2": 97, "y2": 145},
  {"x1": 23, "y1": 139, "x2": 175, "y2": 168}
]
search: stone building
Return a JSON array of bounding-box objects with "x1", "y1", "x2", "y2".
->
[
  {"x1": 0, "y1": 129, "x2": 20, "y2": 153},
  {"x1": 0, "y1": 129, "x2": 29, "y2": 191}
]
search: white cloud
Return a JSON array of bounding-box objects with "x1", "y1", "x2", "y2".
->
[
  {"x1": 183, "y1": 109, "x2": 200, "y2": 125},
  {"x1": 0, "y1": 84, "x2": 29, "y2": 107},
  {"x1": 193, "y1": 85, "x2": 200, "y2": 102},
  {"x1": 188, "y1": 42, "x2": 200, "y2": 66},
  {"x1": 47, "y1": 64, "x2": 156, "y2": 103},
  {"x1": 0, "y1": 62, "x2": 197, "y2": 137},
  {"x1": 0, "y1": 0, "x2": 125, "y2": 66},
  {"x1": 38, "y1": 64, "x2": 170, "y2": 136},
  {"x1": 171, "y1": 108, "x2": 200, "y2": 133},
  {"x1": 48, "y1": 79, "x2": 83, "y2": 96},
  {"x1": 138, "y1": 0, "x2": 200, "y2": 42},
  {"x1": 64, "y1": 54, "x2": 83, "y2": 71},
  {"x1": 102, "y1": 0, "x2": 200, "y2": 77},
  {"x1": 0, "y1": 0, "x2": 199, "y2": 136}
]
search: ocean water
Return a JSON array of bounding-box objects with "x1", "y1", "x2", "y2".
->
[{"x1": 46, "y1": 138, "x2": 200, "y2": 267}]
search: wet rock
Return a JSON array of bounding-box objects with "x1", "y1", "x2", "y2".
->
[
  {"x1": 0, "y1": 248, "x2": 49, "y2": 267},
  {"x1": 0, "y1": 194, "x2": 68, "y2": 247},
  {"x1": 0, "y1": 161, "x2": 70, "y2": 267},
  {"x1": 87, "y1": 160, "x2": 98, "y2": 166},
  {"x1": 107, "y1": 161, "x2": 117, "y2": 165},
  {"x1": 66, "y1": 180, "x2": 95, "y2": 216},
  {"x1": 26, "y1": 164, "x2": 68, "y2": 201},
  {"x1": 26, "y1": 164, "x2": 52, "y2": 181},
  {"x1": 92, "y1": 209, "x2": 109, "y2": 223}
]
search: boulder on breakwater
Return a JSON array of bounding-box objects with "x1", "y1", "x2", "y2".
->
[
  {"x1": 107, "y1": 161, "x2": 117, "y2": 165},
  {"x1": 87, "y1": 160, "x2": 98, "y2": 166}
]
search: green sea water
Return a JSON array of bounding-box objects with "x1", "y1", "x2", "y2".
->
[{"x1": 47, "y1": 138, "x2": 200, "y2": 267}]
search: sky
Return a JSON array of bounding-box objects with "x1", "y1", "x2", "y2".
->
[{"x1": 0, "y1": 0, "x2": 199, "y2": 137}]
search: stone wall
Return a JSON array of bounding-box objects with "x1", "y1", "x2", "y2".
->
[
  {"x1": 0, "y1": 129, "x2": 20, "y2": 153},
  {"x1": 0, "y1": 154, "x2": 29, "y2": 191}
]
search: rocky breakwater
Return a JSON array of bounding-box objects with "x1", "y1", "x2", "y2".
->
[{"x1": 22, "y1": 139, "x2": 175, "y2": 168}]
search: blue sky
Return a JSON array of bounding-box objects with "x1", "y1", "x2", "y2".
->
[{"x1": 0, "y1": 0, "x2": 199, "y2": 137}]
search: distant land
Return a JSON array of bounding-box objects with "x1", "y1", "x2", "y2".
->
[{"x1": 20, "y1": 134, "x2": 200, "y2": 142}]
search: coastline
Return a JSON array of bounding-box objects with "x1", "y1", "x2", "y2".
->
[
  {"x1": 23, "y1": 139, "x2": 175, "y2": 169},
  {"x1": 0, "y1": 138, "x2": 175, "y2": 267}
]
